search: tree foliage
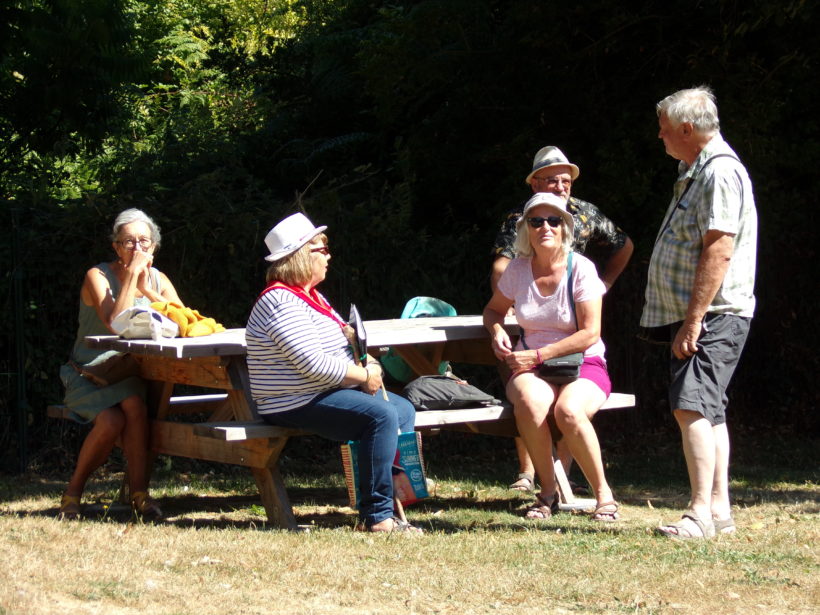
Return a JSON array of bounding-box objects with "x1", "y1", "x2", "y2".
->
[{"x1": 1, "y1": 0, "x2": 818, "y2": 471}]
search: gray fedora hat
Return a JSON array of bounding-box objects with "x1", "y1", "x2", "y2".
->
[{"x1": 524, "y1": 145, "x2": 580, "y2": 185}]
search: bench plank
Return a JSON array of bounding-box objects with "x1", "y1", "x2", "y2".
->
[
  {"x1": 49, "y1": 392, "x2": 635, "y2": 438},
  {"x1": 192, "y1": 422, "x2": 307, "y2": 441},
  {"x1": 413, "y1": 392, "x2": 635, "y2": 429}
]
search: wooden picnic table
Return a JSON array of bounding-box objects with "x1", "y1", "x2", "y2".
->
[
  {"x1": 83, "y1": 315, "x2": 633, "y2": 527},
  {"x1": 83, "y1": 316, "x2": 517, "y2": 528}
]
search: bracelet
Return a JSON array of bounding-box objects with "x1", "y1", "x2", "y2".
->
[
  {"x1": 536, "y1": 349, "x2": 543, "y2": 364},
  {"x1": 364, "y1": 366, "x2": 371, "y2": 385}
]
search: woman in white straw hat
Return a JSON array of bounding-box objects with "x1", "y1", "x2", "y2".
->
[
  {"x1": 484, "y1": 193, "x2": 619, "y2": 522},
  {"x1": 245, "y1": 212, "x2": 421, "y2": 534}
]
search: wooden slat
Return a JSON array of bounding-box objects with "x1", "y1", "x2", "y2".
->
[
  {"x1": 84, "y1": 329, "x2": 247, "y2": 359},
  {"x1": 138, "y1": 355, "x2": 236, "y2": 389},
  {"x1": 192, "y1": 421, "x2": 307, "y2": 441},
  {"x1": 150, "y1": 421, "x2": 281, "y2": 467},
  {"x1": 365, "y1": 315, "x2": 518, "y2": 347},
  {"x1": 47, "y1": 405, "x2": 72, "y2": 420},
  {"x1": 412, "y1": 393, "x2": 635, "y2": 428}
]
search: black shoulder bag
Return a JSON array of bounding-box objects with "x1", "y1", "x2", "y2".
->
[{"x1": 520, "y1": 251, "x2": 584, "y2": 384}]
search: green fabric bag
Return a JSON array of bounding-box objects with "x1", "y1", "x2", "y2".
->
[{"x1": 380, "y1": 296, "x2": 457, "y2": 384}]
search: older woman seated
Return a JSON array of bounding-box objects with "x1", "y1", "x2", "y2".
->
[
  {"x1": 483, "y1": 192, "x2": 619, "y2": 522},
  {"x1": 245, "y1": 213, "x2": 421, "y2": 534},
  {"x1": 59, "y1": 208, "x2": 183, "y2": 520}
]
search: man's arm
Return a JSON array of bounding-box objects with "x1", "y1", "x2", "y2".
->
[
  {"x1": 672, "y1": 229, "x2": 735, "y2": 359},
  {"x1": 491, "y1": 256, "x2": 516, "y2": 316},
  {"x1": 599, "y1": 237, "x2": 634, "y2": 289},
  {"x1": 570, "y1": 197, "x2": 633, "y2": 288},
  {"x1": 491, "y1": 256, "x2": 511, "y2": 294}
]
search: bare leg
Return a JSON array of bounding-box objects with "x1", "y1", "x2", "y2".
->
[
  {"x1": 511, "y1": 437, "x2": 536, "y2": 489},
  {"x1": 656, "y1": 408, "x2": 717, "y2": 538},
  {"x1": 711, "y1": 422, "x2": 731, "y2": 520},
  {"x1": 553, "y1": 380, "x2": 612, "y2": 506},
  {"x1": 554, "y1": 398, "x2": 599, "y2": 487},
  {"x1": 674, "y1": 408, "x2": 715, "y2": 521},
  {"x1": 64, "y1": 407, "x2": 125, "y2": 497},
  {"x1": 555, "y1": 438, "x2": 573, "y2": 476},
  {"x1": 506, "y1": 373, "x2": 558, "y2": 504},
  {"x1": 117, "y1": 395, "x2": 151, "y2": 494}
]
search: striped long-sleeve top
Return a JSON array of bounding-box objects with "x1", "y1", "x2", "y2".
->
[{"x1": 246, "y1": 287, "x2": 354, "y2": 415}]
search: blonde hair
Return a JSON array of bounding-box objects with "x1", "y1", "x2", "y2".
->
[
  {"x1": 265, "y1": 233, "x2": 328, "y2": 286},
  {"x1": 513, "y1": 216, "x2": 572, "y2": 257}
]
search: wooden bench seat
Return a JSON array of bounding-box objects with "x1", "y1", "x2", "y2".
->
[
  {"x1": 47, "y1": 393, "x2": 231, "y2": 421},
  {"x1": 48, "y1": 392, "x2": 636, "y2": 508}
]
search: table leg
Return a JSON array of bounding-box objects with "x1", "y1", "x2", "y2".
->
[
  {"x1": 251, "y1": 463, "x2": 298, "y2": 530},
  {"x1": 389, "y1": 344, "x2": 443, "y2": 377}
]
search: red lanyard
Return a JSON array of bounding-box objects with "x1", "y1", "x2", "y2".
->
[{"x1": 257, "y1": 281, "x2": 347, "y2": 328}]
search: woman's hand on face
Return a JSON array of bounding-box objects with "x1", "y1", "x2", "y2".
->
[
  {"x1": 361, "y1": 363, "x2": 383, "y2": 396},
  {"x1": 504, "y1": 350, "x2": 539, "y2": 373},
  {"x1": 128, "y1": 249, "x2": 153, "y2": 275},
  {"x1": 491, "y1": 330, "x2": 513, "y2": 360},
  {"x1": 128, "y1": 251, "x2": 154, "y2": 293}
]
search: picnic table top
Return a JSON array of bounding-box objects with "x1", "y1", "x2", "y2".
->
[{"x1": 85, "y1": 315, "x2": 518, "y2": 359}]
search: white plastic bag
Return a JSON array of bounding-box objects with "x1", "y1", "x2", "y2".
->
[{"x1": 111, "y1": 306, "x2": 179, "y2": 340}]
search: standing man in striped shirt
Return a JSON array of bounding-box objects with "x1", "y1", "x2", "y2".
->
[{"x1": 642, "y1": 86, "x2": 757, "y2": 540}]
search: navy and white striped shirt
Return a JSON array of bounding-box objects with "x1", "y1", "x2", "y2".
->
[{"x1": 246, "y1": 288, "x2": 354, "y2": 415}]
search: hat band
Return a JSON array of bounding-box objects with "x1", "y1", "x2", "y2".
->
[
  {"x1": 273, "y1": 230, "x2": 318, "y2": 255},
  {"x1": 534, "y1": 156, "x2": 569, "y2": 170}
]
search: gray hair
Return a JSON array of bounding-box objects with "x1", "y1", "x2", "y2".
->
[
  {"x1": 110, "y1": 208, "x2": 162, "y2": 250},
  {"x1": 513, "y1": 216, "x2": 572, "y2": 258},
  {"x1": 656, "y1": 86, "x2": 720, "y2": 135}
]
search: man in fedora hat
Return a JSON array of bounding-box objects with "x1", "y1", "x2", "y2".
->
[{"x1": 491, "y1": 145, "x2": 634, "y2": 493}]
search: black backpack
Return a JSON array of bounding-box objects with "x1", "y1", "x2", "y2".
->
[{"x1": 401, "y1": 374, "x2": 502, "y2": 411}]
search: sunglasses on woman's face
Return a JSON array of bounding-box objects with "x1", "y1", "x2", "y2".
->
[{"x1": 527, "y1": 216, "x2": 562, "y2": 229}]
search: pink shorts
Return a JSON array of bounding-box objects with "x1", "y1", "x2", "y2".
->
[{"x1": 580, "y1": 355, "x2": 611, "y2": 397}]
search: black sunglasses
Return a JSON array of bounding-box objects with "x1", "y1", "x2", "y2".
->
[{"x1": 527, "y1": 216, "x2": 563, "y2": 229}]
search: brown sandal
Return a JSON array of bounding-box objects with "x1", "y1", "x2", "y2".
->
[
  {"x1": 509, "y1": 472, "x2": 535, "y2": 492},
  {"x1": 591, "y1": 500, "x2": 620, "y2": 522},
  {"x1": 59, "y1": 494, "x2": 82, "y2": 520},
  {"x1": 131, "y1": 491, "x2": 163, "y2": 520},
  {"x1": 525, "y1": 493, "x2": 557, "y2": 520}
]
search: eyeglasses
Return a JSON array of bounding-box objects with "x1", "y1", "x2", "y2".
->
[
  {"x1": 117, "y1": 237, "x2": 153, "y2": 249},
  {"x1": 527, "y1": 216, "x2": 563, "y2": 229},
  {"x1": 311, "y1": 246, "x2": 330, "y2": 255},
  {"x1": 532, "y1": 176, "x2": 572, "y2": 188}
]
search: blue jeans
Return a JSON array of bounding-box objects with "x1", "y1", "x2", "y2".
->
[{"x1": 261, "y1": 388, "x2": 416, "y2": 526}]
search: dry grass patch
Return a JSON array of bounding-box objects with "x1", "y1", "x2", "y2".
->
[{"x1": 1, "y1": 466, "x2": 817, "y2": 615}]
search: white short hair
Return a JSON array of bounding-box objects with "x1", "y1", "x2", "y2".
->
[
  {"x1": 656, "y1": 86, "x2": 720, "y2": 135},
  {"x1": 110, "y1": 208, "x2": 162, "y2": 249}
]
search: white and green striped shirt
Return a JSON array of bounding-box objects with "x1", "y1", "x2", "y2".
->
[{"x1": 641, "y1": 133, "x2": 757, "y2": 328}]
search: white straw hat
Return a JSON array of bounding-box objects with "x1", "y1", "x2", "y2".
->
[
  {"x1": 524, "y1": 145, "x2": 580, "y2": 185},
  {"x1": 264, "y1": 213, "x2": 327, "y2": 262},
  {"x1": 520, "y1": 192, "x2": 575, "y2": 235}
]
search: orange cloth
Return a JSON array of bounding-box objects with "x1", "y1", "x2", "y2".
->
[{"x1": 150, "y1": 302, "x2": 226, "y2": 337}]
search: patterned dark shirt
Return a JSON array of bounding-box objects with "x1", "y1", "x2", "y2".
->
[{"x1": 491, "y1": 196, "x2": 629, "y2": 268}]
